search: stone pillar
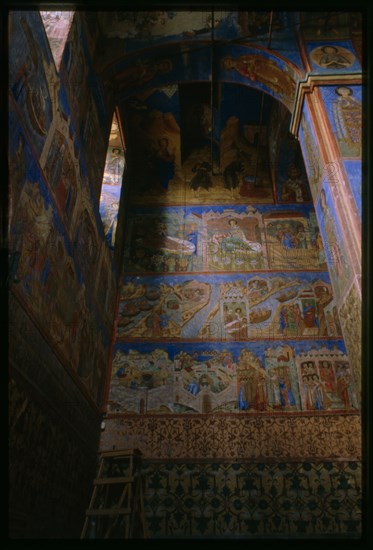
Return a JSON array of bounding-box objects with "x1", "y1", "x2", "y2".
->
[{"x1": 291, "y1": 75, "x2": 362, "y2": 403}]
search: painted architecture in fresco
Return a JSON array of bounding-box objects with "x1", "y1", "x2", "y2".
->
[
  {"x1": 8, "y1": 9, "x2": 364, "y2": 540},
  {"x1": 104, "y1": 39, "x2": 361, "y2": 420}
]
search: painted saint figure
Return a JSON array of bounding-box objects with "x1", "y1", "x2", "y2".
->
[
  {"x1": 223, "y1": 160, "x2": 244, "y2": 197},
  {"x1": 314, "y1": 228, "x2": 326, "y2": 266},
  {"x1": 221, "y1": 219, "x2": 262, "y2": 255},
  {"x1": 187, "y1": 379, "x2": 200, "y2": 396},
  {"x1": 281, "y1": 165, "x2": 309, "y2": 202},
  {"x1": 332, "y1": 86, "x2": 361, "y2": 157},
  {"x1": 302, "y1": 299, "x2": 319, "y2": 329},
  {"x1": 221, "y1": 54, "x2": 295, "y2": 103},
  {"x1": 317, "y1": 45, "x2": 353, "y2": 69},
  {"x1": 154, "y1": 137, "x2": 175, "y2": 191},
  {"x1": 278, "y1": 226, "x2": 298, "y2": 249},
  {"x1": 104, "y1": 147, "x2": 125, "y2": 184},
  {"x1": 238, "y1": 386, "x2": 248, "y2": 410},
  {"x1": 279, "y1": 305, "x2": 289, "y2": 335},
  {"x1": 279, "y1": 376, "x2": 296, "y2": 408},
  {"x1": 224, "y1": 306, "x2": 248, "y2": 339},
  {"x1": 189, "y1": 161, "x2": 212, "y2": 197},
  {"x1": 304, "y1": 374, "x2": 325, "y2": 410},
  {"x1": 319, "y1": 188, "x2": 348, "y2": 283}
]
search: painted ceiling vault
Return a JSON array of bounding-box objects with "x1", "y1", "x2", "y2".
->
[{"x1": 94, "y1": 9, "x2": 361, "y2": 218}]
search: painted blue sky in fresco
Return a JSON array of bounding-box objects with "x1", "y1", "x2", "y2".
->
[{"x1": 114, "y1": 339, "x2": 347, "y2": 367}]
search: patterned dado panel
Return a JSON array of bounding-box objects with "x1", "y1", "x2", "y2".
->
[
  {"x1": 99, "y1": 414, "x2": 361, "y2": 461},
  {"x1": 141, "y1": 461, "x2": 362, "y2": 538}
]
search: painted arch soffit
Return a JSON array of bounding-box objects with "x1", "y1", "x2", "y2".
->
[{"x1": 104, "y1": 44, "x2": 303, "y2": 111}]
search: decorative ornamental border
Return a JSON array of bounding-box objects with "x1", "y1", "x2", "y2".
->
[{"x1": 100, "y1": 413, "x2": 361, "y2": 461}]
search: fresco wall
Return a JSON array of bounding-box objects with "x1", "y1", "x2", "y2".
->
[
  {"x1": 319, "y1": 85, "x2": 362, "y2": 224},
  {"x1": 98, "y1": 17, "x2": 364, "y2": 535},
  {"x1": 293, "y1": 18, "x2": 363, "y2": 405},
  {"x1": 8, "y1": 11, "x2": 119, "y2": 537},
  {"x1": 298, "y1": 97, "x2": 361, "y2": 306},
  {"x1": 299, "y1": 12, "x2": 362, "y2": 71},
  {"x1": 297, "y1": 13, "x2": 363, "y2": 235},
  {"x1": 109, "y1": 340, "x2": 356, "y2": 415},
  {"x1": 100, "y1": 11, "x2": 303, "y2": 69},
  {"x1": 105, "y1": 80, "x2": 359, "y2": 422},
  {"x1": 9, "y1": 11, "x2": 117, "y2": 407},
  {"x1": 8, "y1": 10, "x2": 363, "y2": 540},
  {"x1": 122, "y1": 83, "x2": 310, "y2": 207},
  {"x1": 122, "y1": 204, "x2": 325, "y2": 273}
]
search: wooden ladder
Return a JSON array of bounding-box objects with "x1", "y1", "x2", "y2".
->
[{"x1": 81, "y1": 449, "x2": 147, "y2": 539}]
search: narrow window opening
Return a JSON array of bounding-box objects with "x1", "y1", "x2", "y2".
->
[
  {"x1": 40, "y1": 11, "x2": 75, "y2": 70},
  {"x1": 99, "y1": 109, "x2": 126, "y2": 250}
]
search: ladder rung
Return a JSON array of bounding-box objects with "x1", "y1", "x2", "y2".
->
[
  {"x1": 100, "y1": 449, "x2": 141, "y2": 458},
  {"x1": 94, "y1": 476, "x2": 134, "y2": 485},
  {"x1": 85, "y1": 508, "x2": 130, "y2": 516}
]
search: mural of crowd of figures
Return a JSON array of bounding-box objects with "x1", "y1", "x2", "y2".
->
[
  {"x1": 8, "y1": 136, "x2": 112, "y2": 405},
  {"x1": 123, "y1": 205, "x2": 326, "y2": 273},
  {"x1": 111, "y1": 69, "x2": 358, "y2": 415},
  {"x1": 107, "y1": 341, "x2": 357, "y2": 414},
  {"x1": 117, "y1": 272, "x2": 341, "y2": 341},
  {"x1": 121, "y1": 82, "x2": 312, "y2": 207},
  {"x1": 8, "y1": 11, "x2": 116, "y2": 408},
  {"x1": 84, "y1": 12, "x2": 361, "y2": 420}
]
